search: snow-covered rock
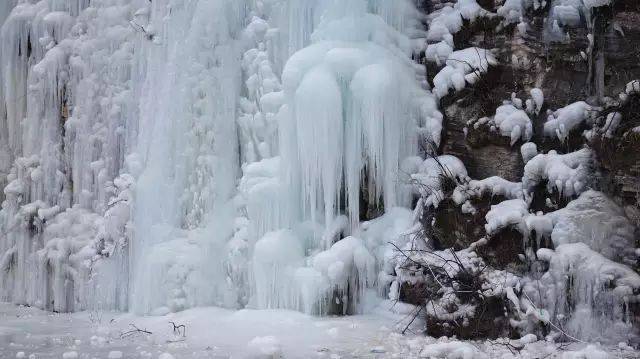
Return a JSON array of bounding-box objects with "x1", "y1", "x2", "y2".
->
[
  {"x1": 523, "y1": 149, "x2": 592, "y2": 198},
  {"x1": 433, "y1": 47, "x2": 498, "y2": 98},
  {"x1": 485, "y1": 198, "x2": 529, "y2": 235},
  {"x1": 544, "y1": 101, "x2": 594, "y2": 141},
  {"x1": 476, "y1": 102, "x2": 533, "y2": 146}
]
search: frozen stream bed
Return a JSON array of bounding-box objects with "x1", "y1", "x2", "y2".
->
[{"x1": 0, "y1": 302, "x2": 637, "y2": 359}]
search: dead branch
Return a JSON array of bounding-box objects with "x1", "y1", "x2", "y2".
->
[
  {"x1": 169, "y1": 321, "x2": 186, "y2": 337},
  {"x1": 120, "y1": 324, "x2": 152, "y2": 339}
]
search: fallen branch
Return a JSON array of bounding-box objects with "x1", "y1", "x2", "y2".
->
[{"x1": 120, "y1": 324, "x2": 152, "y2": 339}]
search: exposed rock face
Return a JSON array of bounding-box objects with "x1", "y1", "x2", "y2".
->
[
  {"x1": 443, "y1": 99, "x2": 524, "y2": 182},
  {"x1": 592, "y1": 91, "x2": 640, "y2": 228},
  {"x1": 436, "y1": 1, "x2": 640, "y2": 219},
  {"x1": 399, "y1": 0, "x2": 640, "y2": 342},
  {"x1": 437, "y1": 0, "x2": 640, "y2": 151}
]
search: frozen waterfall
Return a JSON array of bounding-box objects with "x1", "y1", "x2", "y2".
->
[{"x1": 0, "y1": 0, "x2": 436, "y2": 316}]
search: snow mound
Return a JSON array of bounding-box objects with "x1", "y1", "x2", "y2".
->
[
  {"x1": 412, "y1": 155, "x2": 468, "y2": 188},
  {"x1": 426, "y1": 0, "x2": 489, "y2": 55},
  {"x1": 247, "y1": 336, "x2": 283, "y2": 358},
  {"x1": 625, "y1": 79, "x2": 640, "y2": 95},
  {"x1": 425, "y1": 41, "x2": 454, "y2": 65},
  {"x1": 482, "y1": 190, "x2": 636, "y2": 265},
  {"x1": 252, "y1": 230, "x2": 376, "y2": 315},
  {"x1": 561, "y1": 345, "x2": 608, "y2": 359},
  {"x1": 309, "y1": 236, "x2": 376, "y2": 314},
  {"x1": 253, "y1": 230, "x2": 304, "y2": 310}
]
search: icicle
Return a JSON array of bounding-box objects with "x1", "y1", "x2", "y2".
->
[{"x1": 294, "y1": 65, "x2": 343, "y2": 228}]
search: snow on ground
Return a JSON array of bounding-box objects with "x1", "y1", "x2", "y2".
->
[{"x1": 0, "y1": 303, "x2": 638, "y2": 359}]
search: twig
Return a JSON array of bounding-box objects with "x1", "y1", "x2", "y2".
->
[
  {"x1": 402, "y1": 306, "x2": 423, "y2": 334},
  {"x1": 120, "y1": 324, "x2": 152, "y2": 339},
  {"x1": 169, "y1": 321, "x2": 186, "y2": 337}
]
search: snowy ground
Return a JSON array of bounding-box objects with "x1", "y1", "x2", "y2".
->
[{"x1": 0, "y1": 302, "x2": 637, "y2": 359}]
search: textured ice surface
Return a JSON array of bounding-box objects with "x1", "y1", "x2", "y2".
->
[
  {"x1": 544, "y1": 101, "x2": 593, "y2": 141},
  {"x1": 523, "y1": 148, "x2": 592, "y2": 198}
]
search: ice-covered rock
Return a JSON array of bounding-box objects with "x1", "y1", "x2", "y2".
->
[
  {"x1": 544, "y1": 102, "x2": 594, "y2": 142},
  {"x1": 485, "y1": 198, "x2": 529, "y2": 235},
  {"x1": 476, "y1": 102, "x2": 533, "y2": 146},
  {"x1": 542, "y1": 191, "x2": 638, "y2": 263},
  {"x1": 536, "y1": 243, "x2": 640, "y2": 342},
  {"x1": 433, "y1": 47, "x2": 498, "y2": 98},
  {"x1": 523, "y1": 149, "x2": 592, "y2": 198},
  {"x1": 520, "y1": 142, "x2": 538, "y2": 164}
]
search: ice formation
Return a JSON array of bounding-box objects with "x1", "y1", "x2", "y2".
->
[
  {"x1": 433, "y1": 47, "x2": 498, "y2": 98},
  {"x1": 485, "y1": 199, "x2": 530, "y2": 235},
  {"x1": 278, "y1": 10, "x2": 442, "y2": 229},
  {"x1": 536, "y1": 243, "x2": 640, "y2": 342},
  {"x1": 497, "y1": 0, "x2": 532, "y2": 25},
  {"x1": 538, "y1": 190, "x2": 637, "y2": 264},
  {"x1": 476, "y1": 101, "x2": 533, "y2": 146},
  {"x1": 0, "y1": 0, "x2": 441, "y2": 316},
  {"x1": 544, "y1": 101, "x2": 594, "y2": 141},
  {"x1": 0, "y1": 0, "x2": 136, "y2": 311},
  {"x1": 424, "y1": 0, "x2": 489, "y2": 64},
  {"x1": 528, "y1": 88, "x2": 544, "y2": 114},
  {"x1": 520, "y1": 142, "x2": 538, "y2": 164},
  {"x1": 522, "y1": 148, "x2": 592, "y2": 197},
  {"x1": 468, "y1": 176, "x2": 524, "y2": 201}
]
